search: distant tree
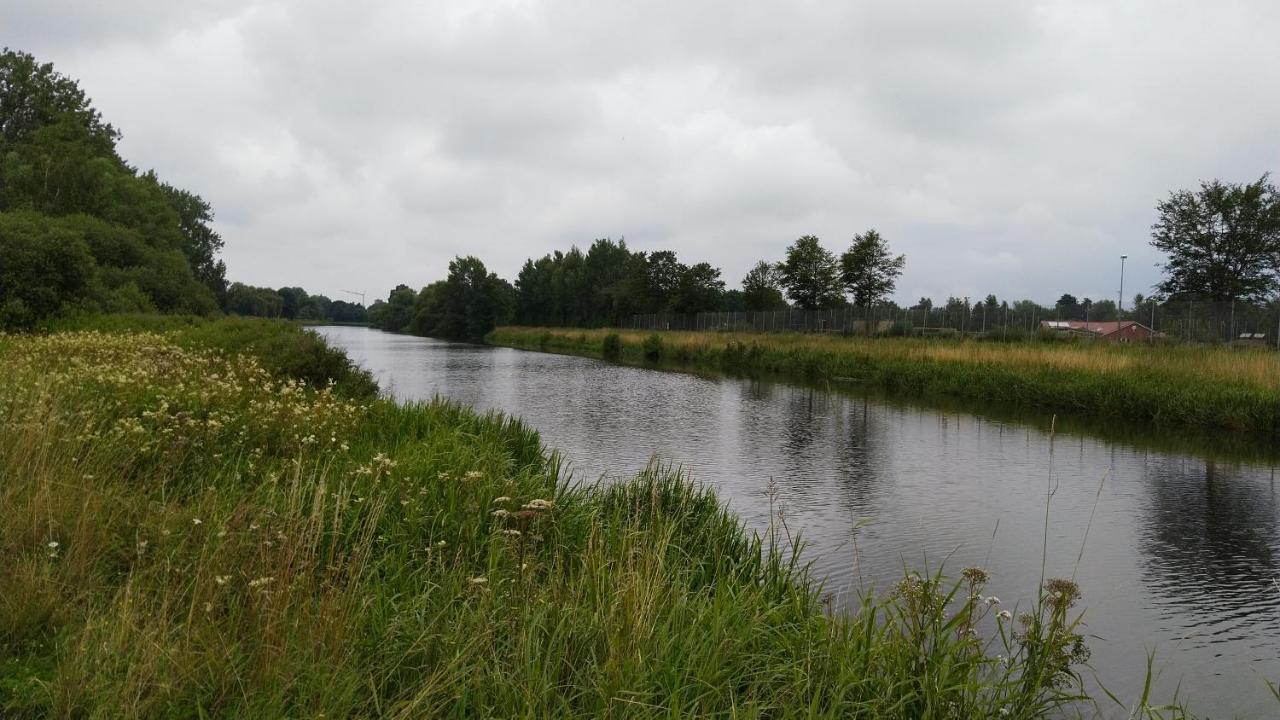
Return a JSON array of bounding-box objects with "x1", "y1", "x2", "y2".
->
[
  {"x1": 583, "y1": 238, "x2": 640, "y2": 325},
  {"x1": 1055, "y1": 293, "x2": 1081, "y2": 320},
  {"x1": 670, "y1": 262, "x2": 725, "y2": 314},
  {"x1": 514, "y1": 256, "x2": 555, "y2": 325},
  {"x1": 719, "y1": 289, "x2": 746, "y2": 312},
  {"x1": 1090, "y1": 298, "x2": 1118, "y2": 321},
  {"x1": 778, "y1": 235, "x2": 843, "y2": 310},
  {"x1": 1151, "y1": 175, "x2": 1280, "y2": 302},
  {"x1": 640, "y1": 250, "x2": 686, "y2": 312},
  {"x1": 840, "y1": 229, "x2": 905, "y2": 307},
  {"x1": 741, "y1": 260, "x2": 789, "y2": 311},
  {"x1": 328, "y1": 299, "x2": 367, "y2": 323},
  {"x1": 368, "y1": 284, "x2": 417, "y2": 332},
  {"x1": 276, "y1": 286, "x2": 307, "y2": 319},
  {"x1": 416, "y1": 257, "x2": 514, "y2": 341},
  {"x1": 943, "y1": 296, "x2": 970, "y2": 327}
]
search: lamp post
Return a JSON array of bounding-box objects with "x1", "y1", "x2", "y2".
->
[{"x1": 1118, "y1": 255, "x2": 1128, "y2": 315}]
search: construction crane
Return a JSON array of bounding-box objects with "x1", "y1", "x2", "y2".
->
[{"x1": 341, "y1": 290, "x2": 366, "y2": 306}]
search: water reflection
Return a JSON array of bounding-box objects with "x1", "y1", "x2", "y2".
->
[
  {"x1": 318, "y1": 326, "x2": 1280, "y2": 717},
  {"x1": 1139, "y1": 457, "x2": 1280, "y2": 625}
]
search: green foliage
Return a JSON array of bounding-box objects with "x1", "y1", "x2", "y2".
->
[
  {"x1": 513, "y1": 240, "x2": 728, "y2": 327},
  {"x1": 840, "y1": 228, "x2": 905, "y2": 307},
  {"x1": 396, "y1": 257, "x2": 514, "y2": 341},
  {"x1": 490, "y1": 327, "x2": 1280, "y2": 434},
  {"x1": 367, "y1": 284, "x2": 417, "y2": 332},
  {"x1": 741, "y1": 260, "x2": 790, "y2": 311},
  {"x1": 1152, "y1": 174, "x2": 1280, "y2": 302},
  {"x1": 669, "y1": 261, "x2": 725, "y2": 314},
  {"x1": 0, "y1": 322, "x2": 1140, "y2": 718},
  {"x1": 778, "y1": 235, "x2": 845, "y2": 310},
  {"x1": 601, "y1": 332, "x2": 622, "y2": 361},
  {"x1": 0, "y1": 211, "x2": 95, "y2": 329},
  {"x1": 0, "y1": 48, "x2": 224, "y2": 329},
  {"x1": 642, "y1": 332, "x2": 663, "y2": 362},
  {"x1": 46, "y1": 314, "x2": 379, "y2": 400}
]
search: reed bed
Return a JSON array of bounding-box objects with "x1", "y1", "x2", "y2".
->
[
  {"x1": 0, "y1": 321, "x2": 1193, "y2": 718},
  {"x1": 488, "y1": 326, "x2": 1280, "y2": 433}
]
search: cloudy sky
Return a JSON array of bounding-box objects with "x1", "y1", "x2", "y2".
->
[{"x1": 8, "y1": 0, "x2": 1279, "y2": 305}]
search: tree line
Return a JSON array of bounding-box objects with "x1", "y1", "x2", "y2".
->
[
  {"x1": 369, "y1": 231, "x2": 908, "y2": 339},
  {"x1": 225, "y1": 284, "x2": 367, "y2": 323},
  {"x1": 0, "y1": 49, "x2": 376, "y2": 330},
  {"x1": 0, "y1": 48, "x2": 226, "y2": 329}
]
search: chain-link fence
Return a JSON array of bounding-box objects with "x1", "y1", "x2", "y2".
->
[{"x1": 628, "y1": 300, "x2": 1280, "y2": 347}]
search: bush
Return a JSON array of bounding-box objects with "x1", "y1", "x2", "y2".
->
[
  {"x1": 642, "y1": 333, "x2": 663, "y2": 362},
  {"x1": 601, "y1": 332, "x2": 622, "y2": 361}
]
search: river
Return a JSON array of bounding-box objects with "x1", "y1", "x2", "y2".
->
[{"x1": 319, "y1": 325, "x2": 1280, "y2": 717}]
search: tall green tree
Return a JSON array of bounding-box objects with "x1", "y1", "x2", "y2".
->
[
  {"x1": 0, "y1": 48, "x2": 223, "y2": 325},
  {"x1": 154, "y1": 177, "x2": 228, "y2": 303},
  {"x1": 670, "y1": 262, "x2": 725, "y2": 314},
  {"x1": 1151, "y1": 175, "x2": 1280, "y2": 302},
  {"x1": 0, "y1": 47, "x2": 118, "y2": 153},
  {"x1": 741, "y1": 260, "x2": 789, "y2": 311},
  {"x1": 840, "y1": 229, "x2": 904, "y2": 308},
  {"x1": 778, "y1": 236, "x2": 843, "y2": 310},
  {"x1": 642, "y1": 250, "x2": 686, "y2": 312},
  {"x1": 1055, "y1": 293, "x2": 1081, "y2": 320}
]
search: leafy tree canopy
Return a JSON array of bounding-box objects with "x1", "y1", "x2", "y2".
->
[
  {"x1": 1151, "y1": 175, "x2": 1280, "y2": 302},
  {"x1": 778, "y1": 235, "x2": 844, "y2": 310},
  {"x1": 840, "y1": 229, "x2": 904, "y2": 307},
  {"x1": 0, "y1": 48, "x2": 226, "y2": 328}
]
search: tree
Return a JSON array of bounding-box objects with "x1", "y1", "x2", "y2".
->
[
  {"x1": 1089, "y1": 298, "x2": 1117, "y2": 321},
  {"x1": 0, "y1": 49, "x2": 224, "y2": 322},
  {"x1": 155, "y1": 178, "x2": 227, "y2": 304},
  {"x1": 778, "y1": 236, "x2": 843, "y2": 310},
  {"x1": 670, "y1": 262, "x2": 725, "y2": 314},
  {"x1": 840, "y1": 229, "x2": 905, "y2": 307},
  {"x1": 413, "y1": 257, "x2": 515, "y2": 341},
  {"x1": 1151, "y1": 175, "x2": 1280, "y2": 302},
  {"x1": 640, "y1": 250, "x2": 686, "y2": 312},
  {"x1": 741, "y1": 260, "x2": 789, "y2": 311},
  {"x1": 0, "y1": 47, "x2": 118, "y2": 153},
  {"x1": 0, "y1": 211, "x2": 96, "y2": 329},
  {"x1": 368, "y1": 284, "x2": 417, "y2": 332},
  {"x1": 1055, "y1": 293, "x2": 1081, "y2": 320}
]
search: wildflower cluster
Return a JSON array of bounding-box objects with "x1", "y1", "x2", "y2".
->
[{"x1": 0, "y1": 331, "x2": 366, "y2": 473}]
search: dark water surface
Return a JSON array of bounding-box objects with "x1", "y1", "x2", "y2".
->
[{"x1": 320, "y1": 326, "x2": 1280, "y2": 717}]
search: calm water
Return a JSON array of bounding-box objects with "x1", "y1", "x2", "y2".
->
[{"x1": 319, "y1": 326, "x2": 1280, "y2": 717}]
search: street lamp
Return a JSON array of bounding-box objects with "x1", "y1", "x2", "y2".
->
[{"x1": 1118, "y1": 255, "x2": 1128, "y2": 314}]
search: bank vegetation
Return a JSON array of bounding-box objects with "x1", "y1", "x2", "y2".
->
[
  {"x1": 0, "y1": 318, "x2": 1198, "y2": 718},
  {"x1": 488, "y1": 326, "x2": 1280, "y2": 434}
]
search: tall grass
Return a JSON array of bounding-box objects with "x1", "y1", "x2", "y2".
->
[
  {"x1": 488, "y1": 326, "x2": 1280, "y2": 434},
  {"x1": 0, "y1": 321, "x2": 1196, "y2": 717}
]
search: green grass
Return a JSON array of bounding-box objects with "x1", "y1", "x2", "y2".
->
[
  {"x1": 488, "y1": 327, "x2": 1280, "y2": 435},
  {"x1": 0, "y1": 319, "x2": 1199, "y2": 718}
]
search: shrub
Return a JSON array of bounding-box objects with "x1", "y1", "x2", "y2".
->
[
  {"x1": 642, "y1": 333, "x2": 663, "y2": 362},
  {"x1": 601, "y1": 332, "x2": 622, "y2": 361}
]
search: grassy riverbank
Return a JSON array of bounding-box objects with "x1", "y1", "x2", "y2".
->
[
  {"x1": 488, "y1": 326, "x2": 1280, "y2": 434},
  {"x1": 2, "y1": 318, "x2": 1188, "y2": 718}
]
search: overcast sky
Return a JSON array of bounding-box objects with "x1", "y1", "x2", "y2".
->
[{"x1": 8, "y1": 0, "x2": 1280, "y2": 305}]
